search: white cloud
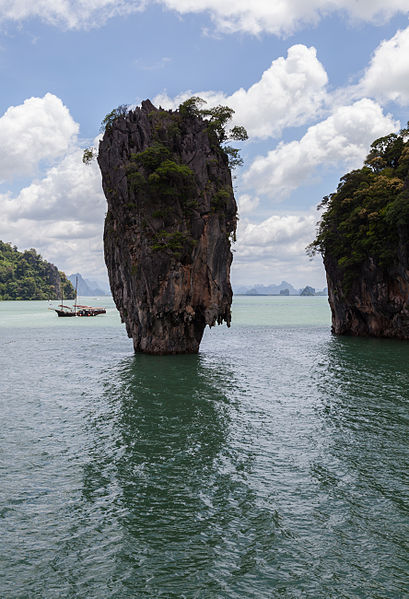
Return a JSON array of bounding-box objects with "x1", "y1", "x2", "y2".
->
[
  {"x1": 0, "y1": 136, "x2": 107, "y2": 279},
  {"x1": 2, "y1": 147, "x2": 104, "y2": 222},
  {"x1": 159, "y1": 0, "x2": 409, "y2": 36},
  {"x1": 232, "y1": 210, "x2": 325, "y2": 287},
  {"x1": 237, "y1": 194, "x2": 260, "y2": 215},
  {"x1": 1, "y1": 0, "x2": 409, "y2": 34},
  {"x1": 0, "y1": 0, "x2": 145, "y2": 30},
  {"x1": 0, "y1": 93, "x2": 107, "y2": 278},
  {"x1": 0, "y1": 93, "x2": 78, "y2": 182},
  {"x1": 155, "y1": 45, "x2": 328, "y2": 139},
  {"x1": 237, "y1": 212, "x2": 316, "y2": 257},
  {"x1": 0, "y1": 214, "x2": 106, "y2": 280},
  {"x1": 361, "y1": 26, "x2": 409, "y2": 106},
  {"x1": 243, "y1": 99, "x2": 399, "y2": 199}
]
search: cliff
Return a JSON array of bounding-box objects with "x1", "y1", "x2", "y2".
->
[
  {"x1": 98, "y1": 100, "x2": 238, "y2": 353},
  {"x1": 310, "y1": 126, "x2": 409, "y2": 338},
  {"x1": 0, "y1": 241, "x2": 75, "y2": 300}
]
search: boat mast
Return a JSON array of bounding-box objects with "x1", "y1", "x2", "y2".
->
[{"x1": 74, "y1": 275, "x2": 78, "y2": 315}]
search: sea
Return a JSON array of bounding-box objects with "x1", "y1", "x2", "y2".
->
[{"x1": 1, "y1": 295, "x2": 409, "y2": 599}]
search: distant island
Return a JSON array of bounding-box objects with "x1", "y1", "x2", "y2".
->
[
  {"x1": 310, "y1": 124, "x2": 409, "y2": 338},
  {"x1": 235, "y1": 281, "x2": 327, "y2": 296},
  {"x1": 0, "y1": 241, "x2": 75, "y2": 300},
  {"x1": 68, "y1": 273, "x2": 109, "y2": 297}
]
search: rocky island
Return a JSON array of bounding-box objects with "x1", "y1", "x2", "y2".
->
[
  {"x1": 0, "y1": 241, "x2": 75, "y2": 300},
  {"x1": 98, "y1": 99, "x2": 246, "y2": 353},
  {"x1": 310, "y1": 125, "x2": 409, "y2": 338}
]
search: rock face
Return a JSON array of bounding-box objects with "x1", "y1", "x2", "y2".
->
[
  {"x1": 311, "y1": 127, "x2": 409, "y2": 339},
  {"x1": 98, "y1": 100, "x2": 237, "y2": 353},
  {"x1": 325, "y1": 233, "x2": 409, "y2": 338}
]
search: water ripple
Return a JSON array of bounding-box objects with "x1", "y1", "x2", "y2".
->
[{"x1": 1, "y1": 301, "x2": 409, "y2": 597}]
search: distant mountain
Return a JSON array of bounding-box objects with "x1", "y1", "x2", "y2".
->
[
  {"x1": 300, "y1": 285, "x2": 315, "y2": 296},
  {"x1": 87, "y1": 278, "x2": 110, "y2": 294},
  {"x1": 234, "y1": 281, "x2": 328, "y2": 296},
  {"x1": 0, "y1": 241, "x2": 75, "y2": 300},
  {"x1": 235, "y1": 281, "x2": 299, "y2": 295},
  {"x1": 69, "y1": 273, "x2": 109, "y2": 296}
]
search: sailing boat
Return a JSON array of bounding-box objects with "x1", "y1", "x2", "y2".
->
[
  {"x1": 53, "y1": 276, "x2": 106, "y2": 317},
  {"x1": 54, "y1": 276, "x2": 77, "y2": 317}
]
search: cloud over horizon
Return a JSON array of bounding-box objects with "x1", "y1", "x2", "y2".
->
[{"x1": 232, "y1": 209, "x2": 323, "y2": 286}]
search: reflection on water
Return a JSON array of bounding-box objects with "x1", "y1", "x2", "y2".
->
[
  {"x1": 79, "y1": 354, "x2": 283, "y2": 598},
  {"x1": 114, "y1": 356, "x2": 234, "y2": 596},
  {"x1": 2, "y1": 319, "x2": 409, "y2": 598},
  {"x1": 310, "y1": 336, "x2": 409, "y2": 597}
]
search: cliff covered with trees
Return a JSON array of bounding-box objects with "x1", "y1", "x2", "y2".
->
[
  {"x1": 98, "y1": 98, "x2": 246, "y2": 353},
  {"x1": 0, "y1": 242, "x2": 75, "y2": 300},
  {"x1": 310, "y1": 124, "x2": 409, "y2": 337}
]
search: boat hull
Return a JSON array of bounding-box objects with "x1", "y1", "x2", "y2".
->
[{"x1": 54, "y1": 308, "x2": 106, "y2": 317}]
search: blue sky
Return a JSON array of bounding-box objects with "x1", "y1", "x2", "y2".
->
[{"x1": 1, "y1": 2, "x2": 409, "y2": 288}]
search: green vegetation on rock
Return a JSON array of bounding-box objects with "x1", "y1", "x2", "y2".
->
[
  {"x1": 148, "y1": 160, "x2": 196, "y2": 199},
  {"x1": 0, "y1": 241, "x2": 75, "y2": 300},
  {"x1": 122, "y1": 98, "x2": 246, "y2": 222},
  {"x1": 151, "y1": 230, "x2": 196, "y2": 257},
  {"x1": 82, "y1": 146, "x2": 97, "y2": 164},
  {"x1": 211, "y1": 186, "x2": 233, "y2": 212},
  {"x1": 308, "y1": 125, "x2": 409, "y2": 290},
  {"x1": 131, "y1": 143, "x2": 172, "y2": 172},
  {"x1": 127, "y1": 143, "x2": 196, "y2": 211},
  {"x1": 178, "y1": 97, "x2": 248, "y2": 170},
  {"x1": 100, "y1": 104, "x2": 129, "y2": 133},
  {"x1": 118, "y1": 100, "x2": 246, "y2": 259},
  {"x1": 101, "y1": 98, "x2": 245, "y2": 268}
]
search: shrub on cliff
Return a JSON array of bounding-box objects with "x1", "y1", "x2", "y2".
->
[
  {"x1": 117, "y1": 99, "x2": 247, "y2": 254},
  {"x1": 179, "y1": 97, "x2": 248, "y2": 169},
  {"x1": 100, "y1": 104, "x2": 129, "y2": 132},
  {"x1": 97, "y1": 97, "x2": 248, "y2": 172}
]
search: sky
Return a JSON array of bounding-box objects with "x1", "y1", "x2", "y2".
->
[{"x1": 1, "y1": 2, "x2": 409, "y2": 289}]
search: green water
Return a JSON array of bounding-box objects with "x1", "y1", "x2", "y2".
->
[{"x1": 1, "y1": 296, "x2": 409, "y2": 598}]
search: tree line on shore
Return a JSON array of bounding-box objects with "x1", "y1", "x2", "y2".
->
[{"x1": 0, "y1": 241, "x2": 75, "y2": 300}]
